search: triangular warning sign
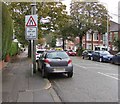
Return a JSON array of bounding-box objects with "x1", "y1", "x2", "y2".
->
[{"x1": 26, "y1": 16, "x2": 37, "y2": 26}]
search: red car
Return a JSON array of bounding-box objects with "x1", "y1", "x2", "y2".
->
[{"x1": 66, "y1": 50, "x2": 76, "y2": 56}]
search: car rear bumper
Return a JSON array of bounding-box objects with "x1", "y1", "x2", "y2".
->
[{"x1": 45, "y1": 66, "x2": 73, "y2": 73}]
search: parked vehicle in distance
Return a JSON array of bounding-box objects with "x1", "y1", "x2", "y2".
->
[
  {"x1": 38, "y1": 50, "x2": 73, "y2": 78},
  {"x1": 66, "y1": 50, "x2": 76, "y2": 56},
  {"x1": 95, "y1": 45, "x2": 110, "y2": 51},
  {"x1": 82, "y1": 50, "x2": 94, "y2": 60},
  {"x1": 91, "y1": 51, "x2": 113, "y2": 62},
  {"x1": 111, "y1": 52, "x2": 120, "y2": 65},
  {"x1": 36, "y1": 49, "x2": 46, "y2": 62}
]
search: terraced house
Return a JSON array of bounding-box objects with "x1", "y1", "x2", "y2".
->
[{"x1": 81, "y1": 21, "x2": 120, "y2": 51}]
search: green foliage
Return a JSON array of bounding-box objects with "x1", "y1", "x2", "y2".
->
[
  {"x1": 50, "y1": 36, "x2": 56, "y2": 48},
  {"x1": 70, "y1": 2, "x2": 110, "y2": 50},
  {"x1": 8, "y1": 2, "x2": 69, "y2": 44},
  {"x1": 76, "y1": 47, "x2": 84, "y2": 56},
  {"x1": 8, "y1": 2, "x2": 31, "y2": 45},
  {"x1": 9, "y1": 42, "x2": 18, "y2": 56},
  {"x1": 113, "y1": 38, "x2": 120, "y2": 52},
  {"x1": 2, "y1": 2, "x2": 13, "y2": 60}
]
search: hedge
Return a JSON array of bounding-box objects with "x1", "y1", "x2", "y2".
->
[
  {"x1": 9, "y1": 42, "x2": 18, "y2": 56},
  {"x1": 2, "y1": 2, "x2": 13, "y2": 60}
]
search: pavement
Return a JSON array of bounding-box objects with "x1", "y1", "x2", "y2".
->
[{"x1": 2, "y1": 50, "x2": 61, "y2": 103}]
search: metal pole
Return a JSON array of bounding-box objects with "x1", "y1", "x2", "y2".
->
[
  {"x1": 31, "y1": 2, "x2": 36, "y2": 73},
  {"x1": 101, "y1": 2, "x2": 109, "y2": 50},
  {"x1": 107, "y1": 12, "x2": 109, "y2": 51}
]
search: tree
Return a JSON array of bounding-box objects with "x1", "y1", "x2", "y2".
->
[
  {"x1": 70, "y1": 2, "x2": 110, "y2": 54},
  {"x1": 113, "y1": 38, "x2": 120, "y2": 52},
  {"x1": 8, "y1": 2, "x2": 69, "y2": 56},
  {"x1": 49, "y1": 36, "x2": 56, "y2": 48}
]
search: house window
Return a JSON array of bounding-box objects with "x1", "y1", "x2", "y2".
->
[
  {"x1": 93, "y1": 33, "x2": 98, "y2": 40},
  {"x1": 87, "y1": 44, "x2": 91, "y2": 50},
  {"x1": 114, "y1": 32, "x2": 118, "y2": 40},
  {"x1": 86, "y1": 33, "x2": 91, "y2": 40}
]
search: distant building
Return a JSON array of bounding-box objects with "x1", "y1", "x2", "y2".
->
[
  {"x1": 82, "y1": 21, "x2": 120, "y2": 51},
  {"x1": 109, "y1": 21, "x2": 120, "y2": 50},
  {"x1": 57, "y1": 21, "x2": 120, "y2": 51}
]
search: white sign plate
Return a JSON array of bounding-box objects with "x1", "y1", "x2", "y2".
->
[
  {"x1": 25, "y1": 27, "x2": 37, "y2": 40},
  {"x1": 25, "y1": 15, "x2": 38, "y2": 40}
]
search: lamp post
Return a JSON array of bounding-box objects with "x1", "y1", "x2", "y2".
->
[
  {"x1": 31, "y1": 2, "x2": 37, "y2": 74},
  {"x1": 99, "y1": 2, "x2": 109, "y2": 50}
]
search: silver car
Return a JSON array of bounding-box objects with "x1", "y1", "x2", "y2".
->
[{"x1": 38, "y1": 50, "x2": 73, "y2": 78}]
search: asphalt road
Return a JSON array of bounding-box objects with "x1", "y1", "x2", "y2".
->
[{"x1": 49, "y1": 56, "x2": 119, "y2": 102}]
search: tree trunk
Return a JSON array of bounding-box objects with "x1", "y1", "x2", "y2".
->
[
  {"x1": 91, "y1": 33, "x2": 93, "y2": 50},
  {"x1": 79, "y1": 35, "x2": 82, "y2": 50},
  {"x1": 78, "y1": 34, "x2": 83, "y2": 56},
  {"x1": 28, "y1": 40, "x2": 31, "y2": 58},
  {"x1": 62, "y1": 38, "x2": 65, "y2": 50}
]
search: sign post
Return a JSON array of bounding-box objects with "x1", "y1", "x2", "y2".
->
[{"x1": 25, "y1": 2, "x2": 37, "y2": 74}]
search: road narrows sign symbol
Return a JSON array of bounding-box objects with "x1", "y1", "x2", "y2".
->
[
  {"x1": 26, "y1": 16, "x2": 37, "y2": 27},
  {"x1": 25, "y1": 15, "x2": 38, "y2": 40}
]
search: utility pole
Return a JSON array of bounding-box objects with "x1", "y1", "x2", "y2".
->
[{"x1": 31, "y1": 2, "x2": 37, "y2": 73}]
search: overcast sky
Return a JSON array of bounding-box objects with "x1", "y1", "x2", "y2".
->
[{"x1": 62, "y1": 0, "x2": 120, "y2": 23}]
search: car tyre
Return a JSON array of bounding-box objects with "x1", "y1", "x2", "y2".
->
[
  {"x1": 67, "y1": 72, "x2": 73, "y2": 78},
  {"x1": 99, "y1": 58, "x2": 102, "y2": 62},
  {"x1": 88, "y1": 56, "x2": 91, "y2": 60},
  {"x1": 91, "y1": 57, "x2": 93, "y2": 61},
  {"x1": 111, "y1": 59, "x2": 114, "y2": 64}
]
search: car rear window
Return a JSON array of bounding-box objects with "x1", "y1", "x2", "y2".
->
[
  {"x1": 37, "y1": 51, "x2": 44, "y2": 54},
  {"x1": 46, "y1": 51, "x2": 69, "y2": 59},
  {"x1": 100, "y1": 51, "x2": 110, "y2": 55}
]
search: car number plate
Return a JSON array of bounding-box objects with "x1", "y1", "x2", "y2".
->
[{"x1": 54, "y1": 68, "x2": 65, "y2": 72}]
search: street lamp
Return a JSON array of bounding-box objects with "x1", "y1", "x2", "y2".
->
[{"x1": 99, "y1": 2, "x2": 109, "y2": 50}]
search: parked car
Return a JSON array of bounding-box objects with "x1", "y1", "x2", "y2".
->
[
  {"x1": 91, "y1": 51, "x2": 113, "y2": 62},
  {"x1": 66, "y1": 50, "x2": 76, "y2": 56},
  {"x1": 111, "y1": 52, "x2": 120, "y2": 65},
  {"x1": 36, "y1": 49, "x2": 46, "y2": 62},
  {"x1": 82, "y1": 50, "x2": 94, "y2": 60},
  {"x1": 38, "y1": 50, "x2": 73, "y2": 78}
]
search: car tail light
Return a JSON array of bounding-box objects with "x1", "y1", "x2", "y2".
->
[
  {"x1": 68, "y1": 59, "x2": 72, "y2": 64},
  {"x1": 44, "y1": 59, "x2": 50, "y2": 64}
]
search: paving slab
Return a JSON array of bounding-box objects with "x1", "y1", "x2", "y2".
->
[{"x1": 2, "y1": 51, "x2": 55, "y2": 102}]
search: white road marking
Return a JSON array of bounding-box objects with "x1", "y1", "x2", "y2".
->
[
  {"x1": 85, "y1": 67, "x2": 114, "y2": 70},
  {"x1": 105, "y1": 73, "x2": 118, "y2": 76},
  {"x1": 98, "y1": 72, "x2": 119, "y2": 80},
  {"x1": 73, "y1": 63, "x2": 87, "y2": 69},
  {"x1": 73, "y1": 63, "x2": 113, "y2": 70}
]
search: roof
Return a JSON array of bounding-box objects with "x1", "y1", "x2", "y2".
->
[{"x1": 110, "y1": 21, "x2": 120, "y2": 32}]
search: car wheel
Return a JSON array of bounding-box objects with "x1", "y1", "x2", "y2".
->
[
  {"x1": 91, "y1": 57, "x2": 93, "y2": 61},
  {"x1": 88, "y1": 56, "x2": 91, "y2": 60},
  {"x1": 42, "y1": 68, "x2": 47, "y2": 78},
  {"x1": 99, "y1": 58, "x2": 102, "y2": 62},
  {"x1": 111, "y1": 59, "x2": 114, "y2": 64},
  {"x1": 67, "y1": 72, "x2": 73, "y2": 78},
  {"x1": 83, "y1": 56, "x2": 84, "y2": 59}
]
